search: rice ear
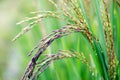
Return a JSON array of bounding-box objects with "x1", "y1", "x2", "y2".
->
[
  {"x1": 12, "y1": 14, "x2": 60, "y2": 42},
  {"x1": 102, "y1": 0, "x2": 116, "y2": 79},
  {"x1": 21, "y1": 24, "x2": 96, "y2": 80},
  {"x1": 24, "y1": 50, "x2": 93, "y2": 79}
]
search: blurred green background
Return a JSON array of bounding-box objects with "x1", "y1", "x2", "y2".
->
[
  {"x1": 0, "y1": 0, "x2": 36, "y2": 80},
  {"x1": 0, "y1": 0, "x2": 120, "y2": 80}
]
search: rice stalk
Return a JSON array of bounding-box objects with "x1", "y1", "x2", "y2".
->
[
  {"x1": 102, "y1": 0, "x2": 116, "y2": 79},
  {"x1": 12, "y1": 0, "x2": 119, "y2": 80}
]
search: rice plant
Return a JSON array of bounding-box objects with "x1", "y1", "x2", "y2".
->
[{"x1": 13, "y1": 0, "x2": 120, "y2": 80}]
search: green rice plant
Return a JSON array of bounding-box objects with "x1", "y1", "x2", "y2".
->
[{"x1": 13, "y1": 0, "x2": 120, "y2": 80}]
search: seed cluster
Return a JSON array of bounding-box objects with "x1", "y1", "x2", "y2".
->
[
  {"x1": 102, "y1": 0, "x2": 116, "y2": 79},
  {"x1": 21, "y1": 25, "x2": 94, "y2": 80},
  {"x1": 12, "y1": 0, "x2": 117, "y2": 80},
  {"x1": 14, "y1": 0, "x2": 99, "y2": 79},
  {"x1": 25, "y1": 51, "x2": 76, "y2": 79}
]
